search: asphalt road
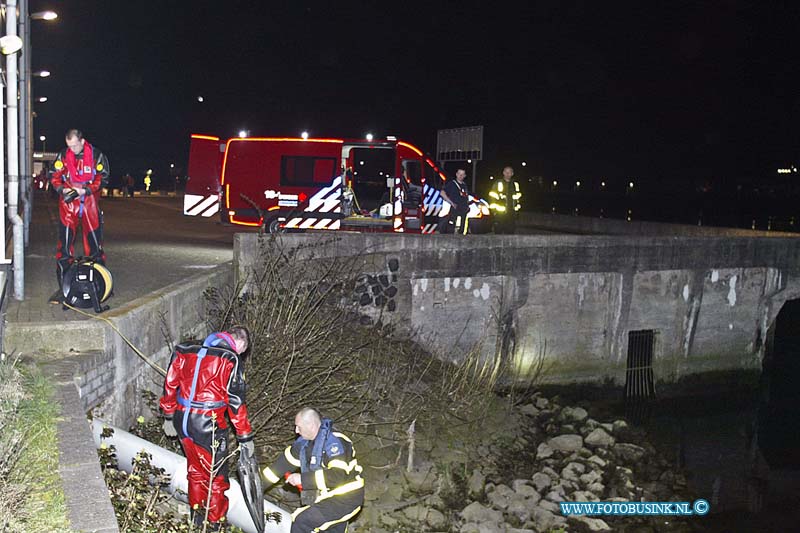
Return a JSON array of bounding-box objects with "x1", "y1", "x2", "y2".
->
[{"x1": 6, "y1": 193, "x2": 240, "y2": 323}]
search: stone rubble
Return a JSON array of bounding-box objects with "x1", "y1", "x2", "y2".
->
[{"x1": 352, "y1": 393, "x2": 696, "y2": 532}]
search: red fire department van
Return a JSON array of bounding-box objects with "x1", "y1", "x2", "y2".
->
[{"x1": 184, "y1": 134, "x2": 490, "y2": 234}]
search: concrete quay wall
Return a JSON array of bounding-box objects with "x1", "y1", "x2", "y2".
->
[{"x1": 235, "y1": 228, "x2": 800, "y2": 387}]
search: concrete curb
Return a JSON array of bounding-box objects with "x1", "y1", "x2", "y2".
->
[{"x1": 46, "y1": 356, "x2": 120, "y2": 533}]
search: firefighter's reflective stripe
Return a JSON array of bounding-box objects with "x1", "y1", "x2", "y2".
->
[
  {"x1": 285, "y1": 446, "x2": 301, "y2": 467},
  {"x1": 489, "y1": 180, "x2": 521, "y2": 213},
  {"x1": 263, "y1": 466, "x2": 281, "y2": 484},
  {"x1": 291, "y1": 506, "x2": 309, "y2": 522},
  {"x1": 317, "y1": 477, "x2": 365, "y2": 502},
  {"x1": 306, "y1": 505, "x2": 362, "y2": 532},
  {"x1": 328, "y1": 458, "x2": 360, "y2": 474},
  {"x1": 315, "y1": 469, "x2": 328, "y2": 493}
]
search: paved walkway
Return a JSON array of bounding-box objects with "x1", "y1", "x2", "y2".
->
[{"x1": 6, "y1": 191, "x2": 241, "y2": 323}]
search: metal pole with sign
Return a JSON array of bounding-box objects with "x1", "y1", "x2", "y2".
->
[{"x1": 436, "y1": 126, "x2": 483, "y2": 192}]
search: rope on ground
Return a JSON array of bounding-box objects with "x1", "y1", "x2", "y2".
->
[{"x1": 61, "y1": 302, "x2": 167, "y2": 377}]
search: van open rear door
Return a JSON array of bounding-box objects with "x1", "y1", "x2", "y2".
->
[{"x1": 184, "y1": 134, "x2": 224, "y2": 218}]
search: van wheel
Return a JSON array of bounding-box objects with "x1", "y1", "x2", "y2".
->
[{"x1": 266, "y1": 217, "x2": 285, "y2": 234}]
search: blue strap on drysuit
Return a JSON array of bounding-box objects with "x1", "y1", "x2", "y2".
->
[
  {"x1": 299, "y1": 418, "x2": 334, "y2": 473},
  {"x1": 78, "y1": 195, "x2": 85, "y2": 218},
  {"x1": 181, "y1": 333, "x2": 225, "y2": 439}
]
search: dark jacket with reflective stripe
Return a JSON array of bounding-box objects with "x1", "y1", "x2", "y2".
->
[
  {"x1": 159, "y1": 339, "x2": 253, "y2": 442},
  {"x1": 264, "y1": 429, "x2": 364, "y2": 504}
]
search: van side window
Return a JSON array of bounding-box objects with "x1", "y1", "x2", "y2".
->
[
  {"x1": 423, "y1": 160, "x2": 444, "y2": 189},
  {"x1": 403, "y1": 160, "x2": 422, "y2": 185},
  {"x1": 281, "y1": 156, "x2": 337, "y2": 186}
]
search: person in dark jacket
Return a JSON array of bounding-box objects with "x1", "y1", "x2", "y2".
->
[
  {"x1": 263, "y1": 408, "x2": 364, "y2": 532},
  {"x1": 160, "y1": 326, "x2": 254, "y2": 531},
  {"x1": 440, "y1": 168, "x2": 471, "y2": 235}
]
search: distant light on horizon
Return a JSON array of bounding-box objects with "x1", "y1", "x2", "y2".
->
[
  {"x1": 601, "y1": 181, "x2": 606, "y2": 187},
  {"x1": 629, "y1": 181, "x2": 634, "y2": 188},
  {"x1": 366, "y1": 133, "x2": 374, "y2": 142},
  {"x1": 37, "y1": 96, "x2": 48, "y2": 102},
  {"x1": 521, "y1": 161, "x2": 527, "y2": 167},
  {"x1": 197, "y1": 95, "x2": 204, "y2": 102},
  {"x1": 238, "y1": 130, "x2": 248, "y2": 138},
  {"x1": 301, "y1": 131, "x2": 309, "y2": 140},
  {"x1": 553, "y1": 180, "x2": 558, "y2": 186},
  {"x1": 576, "y1": 181, "x2": 581, "y2": 187},
  {"x1": 39, "y1": 135, "x2": 46, "y2": 141}
]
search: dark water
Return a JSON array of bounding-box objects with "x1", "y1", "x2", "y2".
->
[
  {"x1": 520, "y1": 188, "x2": 800, "y2": 233},
  {"x1": 539, "y1": 300, "x2": 800, "y2": 532}
]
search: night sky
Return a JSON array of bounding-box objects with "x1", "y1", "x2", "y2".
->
[{"x1": 30, "y1": 1, "x2": 800, "y2": 189}]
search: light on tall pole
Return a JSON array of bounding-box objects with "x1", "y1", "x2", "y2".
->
[
  {"x1": 21, "y1": 4, "x2": 58, "y2": 248},
  {"x1": 6, "y1": 0, "x2": 25, "y2": 299},
  {"x1": 39, "y1": 135, "x2": 46, "y2": 151}
]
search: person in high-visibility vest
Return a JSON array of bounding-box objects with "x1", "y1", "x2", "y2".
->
[
  {"x1": 488, "y1": 165, "x2": 522, "y2": 234},
  {"x1": 263, "y1": 408, "x2": 364, "y2": 532}
]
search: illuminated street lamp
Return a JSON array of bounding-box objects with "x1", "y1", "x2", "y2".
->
[
  {"x1": 197, "y1": 95, "x2": 204, "y2": 103},
  {"x1": 521, "y1": 161, "x2": 527, "y2": 167},
  {"x1": 238, "y1": 130, "x2": 248, "y2": 138},
  {"x1": 39, "y1": 135, "x2": 46, "y2": 151},
  {"x1": 301, "y1": 131, "x2": 309, "y2": 140},
  {"x1": 552, "y1": 180, "x2": 558, "y2": 187},
  {"x1": 32, "y1": 70, "x2": 50, "y2": 77},
  {"x1": 601, "y1": 181, "x2": 606, "y2": 187},
  {"x1": 30, "y1": 11, "x2": 58, "y2": 21},
  {"x1": 37, "y1": 96, "x2": 47, "y2": 102},
  {"x1": 365, "y1": 133, "x2": 374, "y2": 142},
  {"x1": 628, "y1": 181, "x2": 634, "y2": 189}
]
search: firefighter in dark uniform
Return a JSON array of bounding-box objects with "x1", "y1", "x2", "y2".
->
[
  {"x1": 160, "y1": 326, "x2": 255, "y2": 531},
  {"x1": 440, "y1": 168, "x2": 471, "y2": 235},
  {"x1": 49, "y1": 129, "x2": 110, "y2": 303},
  {"x1": 488, "y1": 165, "x2": 522, "y2": 234},
  {"x1": 263, "y1": 408, "x2": 364, "y2": 532}
]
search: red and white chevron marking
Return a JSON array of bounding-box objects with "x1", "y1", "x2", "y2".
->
[
  {"x1": 283, "y1": 176, "x2": 343, "y2": 230},
  {"x1": 183, "y1": 194, "x2": 220, "y2": 217}
]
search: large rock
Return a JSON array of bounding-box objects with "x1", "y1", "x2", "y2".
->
[
  {"x1": 535, "y1": 397, "x2": 549, "y2": 410},
  {"x1": 568, "y1": 515, "x2": 612, "y2": 531},
  {"x1": 536, "y1": 442, "x2": 554, "y2": 459},
  {"x1": 519, "y1": 403, "x2": 540, "y2": 417},
  {"x1": 585, "y1": 428, "x2": 615, "y2": 448},
  {"x1": 588, "y1": 455, "x2": 608, "y2": 468},
  {"x1": 548, "y1": 434, "x2": 584, "y2": 453},
  {"x1": 487, "y1": 489, "x2": 511, "y2": 510},
  {"x1": 403, "y1": 505, "x2": 446, "y2": 529},
  {"x1": 580, "y1": 470, "x2": 603, "y2": 487},
  {"x1": 529, "y1": 507, "x2": 565, "y2": 530},
  {"x1": 403, "y1": 465, "x2": 436, "y2": 493},
  {"x1": 506, "y1": 497, "x2": 532, "y2": 523},
  {"x1": 571, "y1": 489, "x2": 600, "y2": 502},
  {"x1": 560, "y1": 406, "x2": 589, "y2": 423},
  {"x1": 468, "y1": 468, "x2": 486, "y2": 498},
  {"x1": 614, "y1": 442, "x2": 646, "y2": 463},
  {"x1": 531, "y1": 472, "x2": 552, "y2": 493},
  {"x1": 461, "y1": 502, "x2": 504, "y2": 525},
  {"x1": 561, "y1": 461, "x2": 586, "y2": 482},
  {"x1": 512, "y1": 482, "x2": 540, "y2": 500}
]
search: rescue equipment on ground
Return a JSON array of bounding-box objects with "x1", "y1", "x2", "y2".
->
[{"x1": 61, "y1": 257, "x2": 113, "y2": 313}]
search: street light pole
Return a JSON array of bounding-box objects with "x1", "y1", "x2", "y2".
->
[
  {"x1": 19, "y1": 0, "x2": 31, "y2": 246},
  {"x1": 6, "y1": 0, "x2": 25, "y2": 299}
]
